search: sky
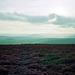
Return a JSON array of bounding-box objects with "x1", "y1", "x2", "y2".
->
[{"x1": 0, "y1": 0, "x2": 75, "y2": 38}]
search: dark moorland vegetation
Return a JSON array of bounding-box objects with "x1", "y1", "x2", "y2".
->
[{"x1": 0, "y1": 44, "x2": 75, "y2": 75}]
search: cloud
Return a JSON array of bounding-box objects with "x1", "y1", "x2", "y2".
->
[
  {"x1": 49, "y1": 14, "x2": 75, "y2": 27},
  {"x1": 0, "y1": 12, "x2": 75, "y2": 28},
  {"x1": 0, "y1": 13, "x2": 26, "y2": 21},
  {"x1": 0, "y1": 12, "x2": 48, "y2": 23}
]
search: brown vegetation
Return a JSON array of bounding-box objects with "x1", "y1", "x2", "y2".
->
[{"x1": 0, "y1": 44, "x2": 75, "y2": 75}]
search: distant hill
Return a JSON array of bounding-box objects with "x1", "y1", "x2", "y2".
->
[{"x1": 0, "y1": 35, "x2": 75, "y2": 44}]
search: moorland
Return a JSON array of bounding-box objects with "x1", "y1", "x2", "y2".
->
[{"x1": 0, "y1": 44, "x2": 75, "y2": 75}]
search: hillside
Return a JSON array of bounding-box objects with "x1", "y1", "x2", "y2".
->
[
  {"x1": 0, "y1": 36, "x2": 75, "y2": 44},
  {"x1": 0, "y1": 44, "x2": 75, "y2": 75}
]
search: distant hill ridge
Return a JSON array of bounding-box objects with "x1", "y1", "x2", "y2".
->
[{"x1": 0, "y1": 35, "x2": 75, "y2": 44}]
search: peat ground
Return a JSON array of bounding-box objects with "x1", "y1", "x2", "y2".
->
[{"x1": 0, "y1": 44, "x2": 75, "y2": 75}]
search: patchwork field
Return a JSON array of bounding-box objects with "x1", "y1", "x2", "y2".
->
[{"x1": 0, "y1": 44, "x2": 75, "y2": 75}]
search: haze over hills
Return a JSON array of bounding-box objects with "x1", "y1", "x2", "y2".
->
[{"x1": 0, "y1": 34, "x2": 75, "y2": 44}]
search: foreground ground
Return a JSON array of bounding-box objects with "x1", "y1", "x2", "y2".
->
[{"x1": 0, "y1": 44, "x2": 75, "y2": 75}]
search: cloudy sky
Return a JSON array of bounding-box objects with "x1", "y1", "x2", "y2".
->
[{"x1": 0, "y1": 0, "x2": 75, "y2": 37}]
